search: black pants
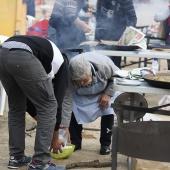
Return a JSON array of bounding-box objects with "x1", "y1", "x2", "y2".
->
[
  {"x1": 168, "y1": 59, "x2": 170, "y2": 70},
  {"x1": 110, "y1": 56, "x2": 121, "y2": 69},
  {"x1": 69, "y1": 113, "x2": 114, "y2": 146}
]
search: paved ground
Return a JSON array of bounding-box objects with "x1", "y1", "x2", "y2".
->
[
  {"x1": 1, "y1": 57, "x2": 170, "y2": 170},
  {"x1": 1, "y1": 1, "x2": 170, "y2": 170}
]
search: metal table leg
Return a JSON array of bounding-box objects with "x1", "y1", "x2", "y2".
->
[{"x1": 112, "y1": 126, "x2": 118, "y2": 170}]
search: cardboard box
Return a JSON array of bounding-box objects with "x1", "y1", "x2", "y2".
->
[{"x1": 132, "y1": 158, "x2": 170, "y2": 170}]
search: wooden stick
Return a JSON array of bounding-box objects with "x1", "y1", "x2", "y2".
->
[
  {"x1": 83, "y1": 127, "x2": 100, "y2": 131},
  {"x1": 26, "y1": 124, "x2": 37, "y2": 131},
  {"x1": 66, "y1": 160, "x2": 112, "y2": 169},
  {"x1": 25, "y1": 132, "x2": 32, "y2": 137}
]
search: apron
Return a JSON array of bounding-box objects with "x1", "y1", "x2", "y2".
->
[{"x1": 73, "y1": 65, "x2": 120, "y2": 124}]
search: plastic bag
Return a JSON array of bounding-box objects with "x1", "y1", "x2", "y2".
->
[
  {"x1": 128, "y1": 67, "x2": 153, "y2": 80},
  {"x1": 158, "y1": 95, "x2": 170, "y2": 111},
  {"x1": 26, "y1": 19, "x2": 49, "y2": 38}
]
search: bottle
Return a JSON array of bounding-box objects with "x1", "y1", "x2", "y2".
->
[
  {"x1": 59, "y1": 129, "x2": 68, "y2": 146},
  {"x1": 151, "y1": 58, "x2": 159, "y2": 74}
]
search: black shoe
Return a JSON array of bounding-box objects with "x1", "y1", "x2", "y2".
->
[
  {"x1": 100, "y1": 145, "x2": 111, "y2": 155},
  {"x1": 73, "y1": 143, "x2": 81, "y2": 151},
  {"x1": 8, "y1": 155, "x2": 31, "y2": 169}
]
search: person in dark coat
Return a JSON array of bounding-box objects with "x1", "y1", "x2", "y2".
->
[{"x1": 95, "y1": 0, "x2": 137, "y2": 68}]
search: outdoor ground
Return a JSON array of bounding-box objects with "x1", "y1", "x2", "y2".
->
[
  {"x1": 1, "y1": 1, "x2": 170, "y2": 169},
  {"x1": 0, "y1": 57, "x2": 170, "y2": 170}
]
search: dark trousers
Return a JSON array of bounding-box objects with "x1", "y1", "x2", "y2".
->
[
  {"x1": 168, "y1": 59, "x2": 170, "y2": 70},
  {"x1": 69, "y1": 113, "x2": 114, "y2": 146},
  {"x1": 110, "y1": 56, "x2": 121, "y2": 69},
  {"x1": 23, "y1": 0, "x2": 35, "y2": 17}
]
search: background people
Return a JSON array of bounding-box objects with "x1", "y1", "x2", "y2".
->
[
  {"x1": 154, "y1": 0, "x2": 170, "y2": 69},
  {"x1": 95, "y1": 0, "x2": 137, "y2": 68},
  {"x1": 60, "y1": 51, "x2": 120, "y2": 155},
  {"x1": 0, "y1": 35, "x2": 68, "y2": 170},
  {"x1": 23, "y1": 0, "x2": 35, "y2": 17},
  {"x1": 47, "y1": 0, "x2": 91, "y2": 61},
  {"x1": 79, "y1": 4, "x2": 93, "y2": 22}
]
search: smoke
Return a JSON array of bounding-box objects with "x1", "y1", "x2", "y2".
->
[
  {"x1": 134, "y1": 0, "x2": 168, "y2": 26},
  {"x1": 88, "y1": 0, "x2": 168, "y2": 27},
  {"x1": 88, "y1": 0, "x2": 97, "y2": 6},
  {"x1": 82, "y1": 0, "x2": 169, "y2": 40}
]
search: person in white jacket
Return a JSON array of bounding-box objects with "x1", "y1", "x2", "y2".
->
[{"x1": 154, "y1": 1, "x2": 170, "y2": 69}]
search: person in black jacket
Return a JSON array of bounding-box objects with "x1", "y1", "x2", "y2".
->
[
  {"x1": 0, "y1": 35, "x2": 68, "y2": 170},
  {"x1": 95, "y1": 0, "x2": 137, "y2": 68}
]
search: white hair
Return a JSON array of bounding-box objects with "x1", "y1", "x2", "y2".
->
[{"x1": 69, "y1": 55, "x2": 91, "y2": 80}]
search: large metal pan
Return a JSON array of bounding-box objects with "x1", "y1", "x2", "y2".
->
[
  {"x1": 148, "y1": 44, "x2": 170, "y2": 50},
  {"x1": 95, "y1": 44, "x2": 140, "y2": 51},
  {"x1": 143, "y1": 73, "x2": 170, "y2": 89}
]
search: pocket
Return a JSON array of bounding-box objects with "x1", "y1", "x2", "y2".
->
[{"x1": 36, "y1": 78, "x2": 54, "y2": 99}]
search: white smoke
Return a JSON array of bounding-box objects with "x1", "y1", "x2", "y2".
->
[
  {"x1": 88, "y1": 0, "x2": 97, "y2": 6},
  {"x1": 88, "y1": 0, "x2": 168, "y2": 27},
  {"x1": 135, "y1": 0, "x2": 168, "y2": 26},
  {"x1": 85, "y1": 0, "x2": 168, "y2": 36}
]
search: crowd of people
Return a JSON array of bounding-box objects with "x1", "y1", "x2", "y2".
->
[
  {"x1": 2, "y1": 0, "x2": 169, "y2": 170},
  {"x1": 0, "y1": 0, "x2": 137, "y2": 169}
]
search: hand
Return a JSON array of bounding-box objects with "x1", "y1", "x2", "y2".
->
[
  {"x1": 84, "y1": 12, "x2": 92, "y2": 19},
  {"x1": 74, "y1": 17, "x2": 91, "y2": 33},
  {"x1": 81, "y1": 21, "x2": 91, "y2": 33},
  {"x1": 50, "y1": 131, "x2": 65, "y2": 154},
  {"x1": 97, "y1": 93, "x2": 111, "y2": 110}
]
